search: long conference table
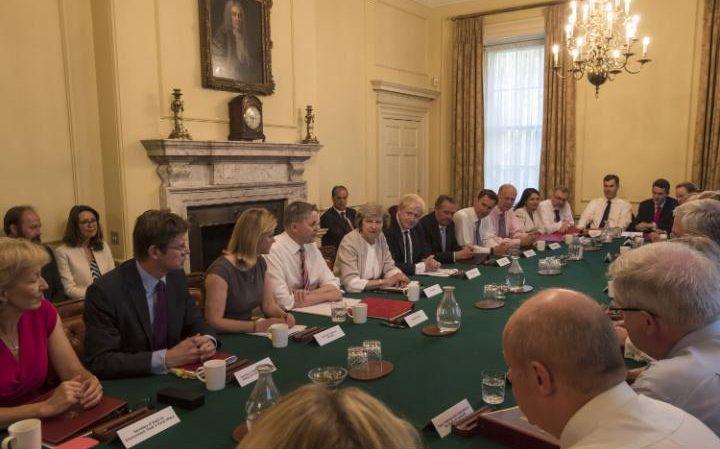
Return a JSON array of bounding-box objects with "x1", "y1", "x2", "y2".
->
[{"x1": 100, "y1": 242, "x2": 614, "y2": 449}]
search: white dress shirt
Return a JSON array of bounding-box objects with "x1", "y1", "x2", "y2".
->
[
  {"x1": 453, "y1": 207, "x2": 492, "y2": 254},
  {"x1": 482, "y1": 207, "x2": 524, "y2": 248},
  {"x1": 265, "y1": 232, "x2": 340, "y2": 310},
  {"x1": 537, "y1": 199, "x2": 575, "y2": 233},
  {"x1": 561, "y1": 382, "x2": 720, "y2": 449},
  {"x1": 577, "y1": 197, "x2": 632, "y2": 230},
  {"x1": 632, "y1": 320, "x2": 720, "y2": 435}
]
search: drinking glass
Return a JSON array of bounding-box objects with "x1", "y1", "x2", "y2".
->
[
  {"x1": 362, "y1": 340, "x2": 382, "y2": 363},
  {"x1": 330, "y1": 300, "x2": 347, "y2": 323},
  {"x1": 481, "y1": 369, "x2": 506, "y2": 405},
  {"x1": 347, "y1": 346, "x2": 368, "y2": 372}
]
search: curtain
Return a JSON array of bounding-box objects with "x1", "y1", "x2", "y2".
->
[
  {"x1": 693, "y1": 0, "x2": 720, "y2": 190},
  {"x1": 540, "y1": 4, "x2": 576, "y2": 199},
  {"x1": 483, "y1": 41, "x2": 545, "y2": 194},
  {"x1": 452, "y1": 17, "x2": 484, "y2": 207}
]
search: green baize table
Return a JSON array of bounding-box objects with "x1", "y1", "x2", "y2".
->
[{"x1": 101, "y1": 243, "x2": 613, "y2": 449}]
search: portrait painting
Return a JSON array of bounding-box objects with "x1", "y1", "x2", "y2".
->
[{"x1": 199, "y1": 0, "x2": 275, "y2": 95}]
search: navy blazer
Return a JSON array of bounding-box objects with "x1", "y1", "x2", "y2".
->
[
  {"x1": 418, "y1": 213, "x2": 460, "y2": 264},
  {"x1": 83, "y1": 259, "x2": 216, "y2": 379},
  {"x1": 320, "y1": 207, "x2": 357, "y2": 248},
  {"x1": 383, "y1": 217, "x2": 432, "y2": 275},
  {"x1": 629, "y1": 197, "x2": 678, "y2": 233}
]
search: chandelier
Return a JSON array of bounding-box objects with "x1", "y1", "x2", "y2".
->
[{"x1": 551, "y1": 0, "x2": 651, "y2": 98}]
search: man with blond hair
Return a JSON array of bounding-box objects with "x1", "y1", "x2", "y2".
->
[
  {"x1": 384, "y1": 194, "x2": 440, "y2": 275},
  {"x1": 503, "y1": 288, "x2": 719, "y2": 448}
]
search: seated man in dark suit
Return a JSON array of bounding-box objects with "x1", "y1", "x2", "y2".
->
[
  {"x1": 320, "y1": 185, "x2": 357, "y2": 249},
  {"x1": 384, "y1": 194, "x2": 441, "y2": 275},
  {"x1": 3, "y1": 205, "x2": 66, "y2": 302},
  {"x1": 629, "y1": 178, "x2": 678, "y2": 234},
  {"x1": 418, "y1": 195, "x2": 473, "y2": 263},
  {"x1": 84, "y1": 210, "x2": 217, "y2": 379}
]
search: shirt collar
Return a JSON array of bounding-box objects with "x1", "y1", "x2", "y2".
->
[
  {"x1": 281, "y1": 231, "x2": 303, "y2": 253},
  {"x1": 668, "y1": 319, "x2": 720, "y2": 358},
  {"x1": 561, "y1": 382, "x2": 636, "y2": 448},
  {"x1": 135, "y1": 261, "x2": 167, "y2": 295},
  {"x1": 333, "y1": 207, "x2": 346, "y2": 215}
]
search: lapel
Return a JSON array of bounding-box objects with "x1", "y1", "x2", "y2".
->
[{"x1": 124, "y1": 262, "x2": 153, "y2": 347}]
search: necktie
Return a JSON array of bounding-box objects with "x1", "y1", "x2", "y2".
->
[
  {"x1": 474, "y1": 220, "x2": 481, "y2": 245},
  {"x1": 653, "y1": 205, "x2": 662, "y2": 224},
  {"x1": 299, "y1": 247, "x2": 310, "y2": 290},
  {"x1": 554, "y1": 209, "x2": 561, "y2": 223},
  {"x1": 439, "y1": 226, "x2": 447, "y2": 252},
  {"x1": 498, "y1": 212, "x2": 507, "y2": 238},
  {"x1": 402, "y1": 230, "x2": 412, "y2": 264},
  {"x1": 599, "y1": 200, "x2": 612, "y2": 228},
  {"x1": 340, "y1": 211, "x2": 352, "y2": 232},
  {"x1": 153, "y1": 280, "x2": 168, "y2": 350}
]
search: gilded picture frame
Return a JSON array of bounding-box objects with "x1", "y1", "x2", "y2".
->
[{"x1": 199, "y1": 0, "x2": 275, "y2": 95}]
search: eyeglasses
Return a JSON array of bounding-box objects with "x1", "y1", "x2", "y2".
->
[
  {"x1": 166, "y1": 244, "x2": 190, "y2": 254},
  {"x1": 79, "y1": 219, "x2": 97, "y2": 226},
  {"x1": 607, "y1": 306, "x2": 648, "y2": 314}
]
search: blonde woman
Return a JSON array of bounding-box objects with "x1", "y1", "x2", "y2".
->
[
  {"x1": 204, "y1": 208, "x2": 295, "y2": 333},
  {"x1": 239, "y1": 384, "x2": 422, "y2": 449},
  {"x1": 334, "y1": 203, "x2": 409, "y2": 293},
  {"x1": 0, "y1": 238, "x2": 102, "y2": 427}
]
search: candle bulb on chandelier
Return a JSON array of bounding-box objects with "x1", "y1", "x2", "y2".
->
[
  {"x1": 582, "y1": 3, "x2": 590, "y2": 22},
  {"x1": 552, "y1": 44, "x2": 559, "y2": 66},
  {"x1": 570, "y1": 0, "x2": 577, "y2": 15},
  {"x1": 624, "y1": 0, "x2": 631, "y2": 15},
  {"x1": 571, "y1": 48, "x2": 579, "y2": 62},
  {"x1": 642, "y1": 36, "x2": 650, "y2": 58},
  {"x1": 565, "y1": 24, "x2": 573, "y2": 39}
]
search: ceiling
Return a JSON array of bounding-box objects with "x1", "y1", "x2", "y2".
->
[{"x1": 411, "y1": 0, "x2": 482, "y2": 7}]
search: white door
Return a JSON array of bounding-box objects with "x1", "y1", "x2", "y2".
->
[{"x1": 378, "y1": 117, "x2": 425, "y2": 207}]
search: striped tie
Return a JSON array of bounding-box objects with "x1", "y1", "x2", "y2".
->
[
  {"x1": 89, "y1": 252, "x2": 102, "y2": 281},
  {"x1": 299, "y1": 246, "x2": 310, "y2": 290}
]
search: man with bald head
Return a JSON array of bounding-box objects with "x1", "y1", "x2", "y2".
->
[
  {"x1": 609, "y1": 242, "x2": 720, "y2": 434},
  {"x1": 483, "y1": 184, "x2": 537, "y2": 249},
  {"x1": 503, "y1": 288, "x2": 719, "y2": 448}
]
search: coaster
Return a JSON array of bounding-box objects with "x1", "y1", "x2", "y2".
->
[
  {"x1": 232, "y1": 423, "x2": 248, "y2": 443},
  {"x1": 474, "y1": 300, "x2": 505, "y2": 310},
  {"x1": 508, "y1": 285, "x2": 534, "y2": 294},
  {"x1": 421, "y1": 324, "x2": 458, "y2": 336},
  {"x1": 537, "y1": 270, "x2": 561, "y2": 276},
  {"x1": 348, "y1": 360, "x2": 394, "y2": 381}
]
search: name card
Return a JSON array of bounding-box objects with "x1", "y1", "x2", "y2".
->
[
  {"x1": 548, "y1": 243, "x2": 561, "y2": 250},
  {"x1": 404, "y1": 310, "x2": 429, "y2": 328},
  {"x1": 235, "y1": 357, "x2": 276, "y2": 387},
  {"x1": 430, "y1": 399, "x2": 474, "y2": 438},
  {"x1": 465, "y1": 268, "x2": 481, "y2": 280},
  {"x1": 313, "y1": 325, "x2": 345, "y2": 347},
  {"x1": 496, "y1": 257, "x2": 511, "y2": 267},
  {"x1": 523, "y1": 249, "x2": 537, "y2": 258},
  {"x1": 622, "y1": 231, "x2": 643, "y2": 238},
  {"x1": 423, "y1": 284, "x2": 443, "y2": 298},
  {"x1": 118, "y1": 407, "x2": 180, "y2": 449}
]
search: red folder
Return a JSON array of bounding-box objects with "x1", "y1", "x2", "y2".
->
[
  {"x1": 41, "y1": 395, "x2": 127, "y2": 444},
  {"x1": 360, "y1": 297, "x2": 414, "y2": 321},
  {"x1": 180, "y1": 351, "x2": 235, "y2": 372}
]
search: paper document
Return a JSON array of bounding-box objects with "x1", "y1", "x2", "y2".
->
[
  {"x1": 249, "y1": 325, "x2": 307, "y2": 338},
  {"x1": 416, "y1": 268, "x2": 459, "y2": 278},
  {"x1": 292, "y1": 298, "x2": 361, "y2": 317}
]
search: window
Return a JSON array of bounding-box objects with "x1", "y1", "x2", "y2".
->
[{"x1": 483, "y1": 40, "x2": 545, "y2": 195}]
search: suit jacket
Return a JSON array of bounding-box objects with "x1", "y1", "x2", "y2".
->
[
  {"x1": 630, "y1": 198, "x2": 678, "y2": 233},
  {"x1": 55, "y1": 242, "x2": 115, "y2": 300},
  {"x1": 41, "y1": 245, "x2": 66, "y2": 303},
  {"x1": 320, "y1": 207, "x2": 357, "y2": 248},
  {"x1": 418, "y1": 213, "x2": 460, "y2": 264},
  {"x1": 383, "y1": 217, "x2": 432, "y2": 275},
  {"x1": 83, "y1": 260, "x2": 216, "y2": 379}
]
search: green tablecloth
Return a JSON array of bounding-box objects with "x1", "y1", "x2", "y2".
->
[{"x1": 100, "y1": 243, "x2": 615, "y2": 449}]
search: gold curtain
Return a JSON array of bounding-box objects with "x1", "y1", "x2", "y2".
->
[
  {"x1": 540, "y1": 5, "x2": 576, "y2": 199},
  {"x1": 693, "y1": 0, "x2": 720, "y2": 190},
  {"x1": 452, "y1": 17, "x2": 484, "y2": 207}
]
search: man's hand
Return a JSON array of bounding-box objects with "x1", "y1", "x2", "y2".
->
[
  {"x1": 493, "y1": 243, "x2": 510, "y2": 256},
  {"x1": 520, "y1": 234, "x2": 537, "y2": 248},
  {"x1": 165, "y1": 335, "x2": 215, "y2": 368},
  {"x1": 383, "y1": 272, "x2": 409, "y2": 287},
  {"x1": 559, "y1": 222, "x2": 570, "y2": 233},
  {"x1": 292, "y1": 289, "x2": 309, "y2": 305},
  {"x1": 454, "y1": 246, "x2": 473, "y2": 260},
  {"x1": 423, "y1": 256, "x2": 441, "y2": 272}
]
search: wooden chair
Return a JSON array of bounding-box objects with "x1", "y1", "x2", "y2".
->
[
  {"x1": 186, "y1": 271, "x2": 206, "y2": 312},
  {"x1": 55, "y1": 298, "x2": 84, "y2": 319},
  {"x1": 62, "y1": 315, "x2": 86, "y2": 360}
]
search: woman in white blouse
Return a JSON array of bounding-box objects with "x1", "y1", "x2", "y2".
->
[
  {"x1": 334, "y1": 203, "x2": 409, "y2": 293},
  {"x1": 513, "y1": 188, "x2": 545, "y2": 233},
  {"x1": 54, "y1": 205, "x2": 115, "y2": 299}
]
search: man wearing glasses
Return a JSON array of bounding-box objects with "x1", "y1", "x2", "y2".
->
[
  {"x1": 609, "y1": 242, "x2": 720, "y2": 434},
  {"x1": 84, "y1": 210, "x2": 217, "y2": 379}
]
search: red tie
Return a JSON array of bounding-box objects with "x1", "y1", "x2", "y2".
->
[
  {"x1": 299, "y1": 246, "x2": 310, "y2": 290},
  {"x1": 653, "y1": 205, "x2": 661, "y2": 224}
]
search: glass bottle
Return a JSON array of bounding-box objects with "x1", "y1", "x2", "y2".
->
[
  {"x1": 245, "y1": 364, "x2": 280, "y2": 430},
  {"x1": 506, "y1": 256, "x2": 525, "y2": 289},
  {"x1": 436, "y1": 286, "x2": 461, "y2": 332}
]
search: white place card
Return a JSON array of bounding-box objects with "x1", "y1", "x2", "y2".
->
[
  {"x1": 622, "y1": 231, "x2": 643, "y2": 238},
  {"x1": 313, "y1": 325, "x2": 345, "y2": 347},
  {"x1": 430, "y1": 399, "x2": 474, "y2": 438},
  {"x1": 465, "y1": 268, "x2": 481, "y2": 280},
  {"x1": 496, "y1": 257, "x2": 511, "y2": 267},
  {"x1": 235, "y1": 357, "x2": 276, "y2": 387},
  {"x1": 523, "y1": 249, "x2": 537, "y2": 258},
  {"x1": 118, "y1": 406, "x2": 180, "y2": 449},
  {"x1": 423, "y1": 284, "x2": 443, "y2": 298},
  {"x1": 404, "y1": 310, "x2": 429, "y2": 328},
  {"x1": 548, "y1": 242, "x2": 561, "y2": 250}
]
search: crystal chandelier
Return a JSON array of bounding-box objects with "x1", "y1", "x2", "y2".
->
[{"x1": 551, "y1": 0, "x2": 652, "y2": 98}]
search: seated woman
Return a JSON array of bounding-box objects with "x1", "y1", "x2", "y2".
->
[
  {"x1": 204, "y1": 208, "x2": 295, "y2": 333},
  {"x1": 54, "y1": 206, "x2": 115, "y2": 299},
  {"x1": 239, "y1": 384, "x2": 422, "y2": 449},
  {"x1": 514, "y1": 188, "x2": 544, "y2": 233},
  {"x1": 334, "y1": 203, "x2": 409, "y2": 293},
  {"x1": 0, "y1": 238, "x2": 102, "y2": 428}
]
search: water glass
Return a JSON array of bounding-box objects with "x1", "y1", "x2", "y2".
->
[
  {"x1": 362, "y1": 340, "x2": 382, "y2": 362},
  {"x1": 330, "y1": 300, "x2": 347, "y2": 323},
  {"x1": 347, "y1": 346, "x2": 368, "y2": 371},
  {"x1": 482, "y1": 369, "x2": 506, "y2": 405},
  {"x1": 483, "y1": 284, "x2": 498, "y2": 301}
]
